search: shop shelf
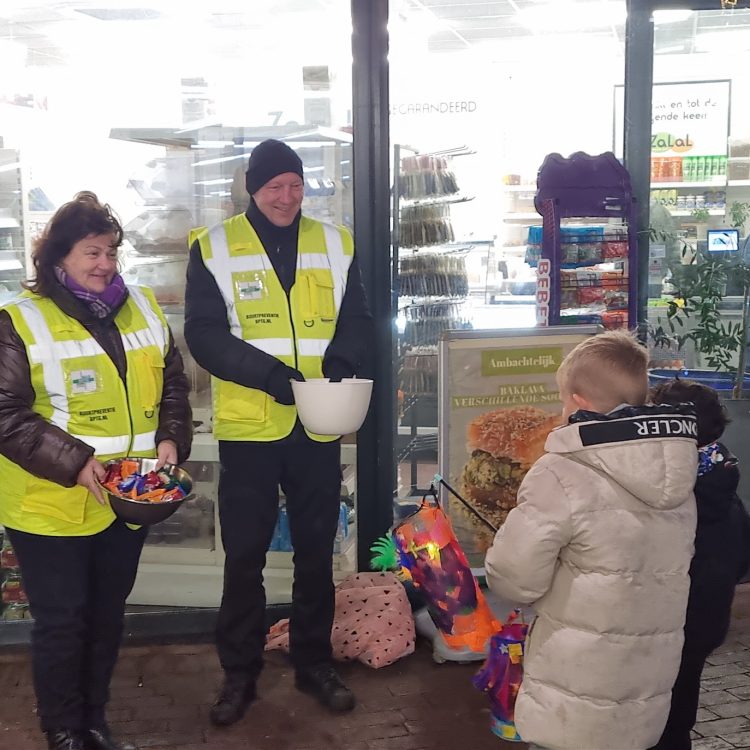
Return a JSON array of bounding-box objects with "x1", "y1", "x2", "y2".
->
[
  {"x1": 669, "y1": 209, "x2": 725, "y2": 216},
  {"x1": 653, "y1": 180, "x2": 727, "y2": 188},
  {"x1": 502, "y1": 212, "x2": 541, "y2": 221},
  {"x1": 400, "y1": 194, "x2": 475, "y2": 208}
]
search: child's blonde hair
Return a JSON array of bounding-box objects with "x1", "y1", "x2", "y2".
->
[{"x1": 557, "y1": 330, "x2": 649, "y2": 413}]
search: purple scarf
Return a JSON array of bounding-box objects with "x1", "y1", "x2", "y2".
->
[{"x1": 54, "y1": 266, "x2": 128, "y2": 319}]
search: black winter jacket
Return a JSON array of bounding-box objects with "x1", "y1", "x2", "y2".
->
[
  {"x1": 184, "y1": 205, "x2": 372, "y2": 395},
  {"x1": 0, "y1": 282, "x2": 192, "y2": 488},
  {"x1": 684, "y1": 442, "x2": 750, "y2": 653}
]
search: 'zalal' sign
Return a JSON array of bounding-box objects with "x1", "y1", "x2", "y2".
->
[{"x1": 614, "y1": 80, "x2": 730, "y2": 158}]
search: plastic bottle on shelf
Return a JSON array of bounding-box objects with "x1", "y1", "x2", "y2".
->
[
  {"x1": 696, "y1": 158, "x2": 705, "y2": 182},
  {"x1": 670, "y1": 158, "x2": 682, "y2": 181},
  {"x1": 682, "y1": 157, "x2": 692, "y2": 182}
]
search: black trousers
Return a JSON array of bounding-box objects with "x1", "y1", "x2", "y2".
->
[
  {"x1": 215, "y1": 438, "x2": 342, "y2": 679},
  {"x1": 6, "y1": 521, "x2": 146, "y2": 732},
  {"x1": 649, "y1": 647, "x2": 712, "y2": 750}
]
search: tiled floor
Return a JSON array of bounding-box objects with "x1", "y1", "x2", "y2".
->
[
  {"x1": 692, "y1": 584, "x2": 750, "y2": 749},
  {"x1": 3, "y1": 584, "x2": 750, "y2": 749}
]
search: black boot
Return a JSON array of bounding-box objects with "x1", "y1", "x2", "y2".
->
[
  {"x1": 83, "y1": 726, "x2": 137, "y2": 750},
  {"x1": 295, "y1": 663, "x2": 356, "y2": 712},
  {"x1": 45, "y1": 729, "x2": 85, "y2": 750},
  {"x1": 209, "y1": 673, "x2": 257, "y2": 727}
]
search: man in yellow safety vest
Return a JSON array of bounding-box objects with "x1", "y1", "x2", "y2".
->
[{"x1": 185, "y1": 139, "x2": 372, "y2": 727}]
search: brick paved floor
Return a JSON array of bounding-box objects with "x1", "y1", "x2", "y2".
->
[{"x1": 3, "y1": 584, "x2": 750, "y2": 750}]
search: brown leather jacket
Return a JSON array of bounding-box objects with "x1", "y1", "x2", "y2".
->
[{"x1": 0, "y1": 283, "x2": 192, "y2": 488}]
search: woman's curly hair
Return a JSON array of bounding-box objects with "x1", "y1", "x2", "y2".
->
[{"x1": 25, "y1": 191, "x2": 123, "y2": 297}]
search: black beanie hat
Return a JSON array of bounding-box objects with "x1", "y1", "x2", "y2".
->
[{"x1": 245, "y1": 139, "x2": 304, "y2": 196}]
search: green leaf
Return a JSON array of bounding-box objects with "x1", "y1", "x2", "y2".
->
[{"x1": 369, "y1": 535, "x2": 400, "y2": 571}]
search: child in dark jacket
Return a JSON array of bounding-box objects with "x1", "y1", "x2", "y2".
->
[{"x1": 650, "y1": 379, "x2": 750, "y2": 750}]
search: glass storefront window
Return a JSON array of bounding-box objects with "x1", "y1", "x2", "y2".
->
[
  {"x1": 645, "y1": 8, "x2": 750, "y2": 373},
  {"x1": 389, "y1": 0, "x2": 626, "y2": 514},
  {"x1": 0, "y1": 0, "x2": 355, "y2": 616}
]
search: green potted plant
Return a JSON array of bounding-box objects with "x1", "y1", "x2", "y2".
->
[
  {"x1": 649, "y1": 211, "x2": 750, "y2": 399},
  {"x1": 690, "y1": 206, "x2": 711, "y2": 225},
  {"x1": 649, "y1": 203, "x2": 750, "y2": 515},
  {"x1": 729, "y1": 200, "x2": 750, "y2": 235}
]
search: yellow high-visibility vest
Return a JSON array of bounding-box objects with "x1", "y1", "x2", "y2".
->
[
  {"x1": 189, "y1": 214, "x2": 353, "y2": 441},
  {"x1": 0, "y1": 286, "x2": 169, "y2": 536}
]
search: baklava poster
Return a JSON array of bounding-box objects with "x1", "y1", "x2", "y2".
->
[{"x1": 446, "y1": 337, "x2": 579, "y2": 536}]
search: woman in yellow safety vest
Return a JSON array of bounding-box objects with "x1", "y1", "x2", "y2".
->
[{"x1": 0, "y1": 192, "x2": 192, "y2": 750}]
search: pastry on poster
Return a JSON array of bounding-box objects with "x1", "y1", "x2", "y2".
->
[{"x1": 460, "y1": 406, "x2": 560, "y2": 529}]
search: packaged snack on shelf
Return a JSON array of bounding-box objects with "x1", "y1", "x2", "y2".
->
[
  {"x1": 578, "y1": 287, "x2": 605, "y2": 306},
  {"x1": 0, "y1": 536, "x2": 19, "y2": 570},
  {"x1": 1, "y1": 573, "x2": 27, "y2": 605},
  {"x1": 525, "y1": 225, "x2": 543, "y2": 267},
  {"x1": 604, "y1": 290, "x2": 629, "y2": 310},
  {"x1": 333, "y1": 502, "x2": 350, "y2": 554},
  {"x1": 270, "y1": 505, "x2": 293, "y2": 553},
  {"x1": 601, "y1": 311, "x2": 628, "y2": 329},
  {"x1": 560, "y1": 311, "x2": 605, "y2": 325},
  {"x1": 560, "y1": 289, "x2": 578, "y2": 308},
  {"x1": 399, "y1": 346, "x2": 439, "y2": 396},
  {"x1": 1, "y1": 602, "x2": 30, "y2": 621},
  {"x1": 601, "y1": 240, "x2": 629, "y2": 259},
  {"x1": 599, "y1": 270, "x2": 627, "y2": 288},
  {"x1": 398, "y1": 252, "x2": 469, "y2": 298},
  {"x1": 559, "y1": 226, "x2": 605, "y2": 266}
]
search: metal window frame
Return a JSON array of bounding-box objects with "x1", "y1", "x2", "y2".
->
[
  {"x1": 351, "y1": 0, "x2": 395, "y2": 569},
  {"x1": 625, "y1": 0, "x2": 743, "y2": 329}
]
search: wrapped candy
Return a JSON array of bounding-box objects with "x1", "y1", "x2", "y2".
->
[
  {"x1": 105, "y1": 461, "x2": 186, "y2": 503},
  {"x1": 117, "y1": 473, "x2": 140, "y2": 493}
]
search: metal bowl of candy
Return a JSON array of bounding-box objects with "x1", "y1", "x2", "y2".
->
[{"x1": 97, "y1": 457, "x2": 193, "y2": 525}]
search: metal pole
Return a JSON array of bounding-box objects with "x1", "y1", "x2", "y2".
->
[
  {"x1": 351, "y1": 0, "x2": 394, "y2": 569},
  {"x1": 624, "y1": 0, "x2": 655, "y2": 337}
]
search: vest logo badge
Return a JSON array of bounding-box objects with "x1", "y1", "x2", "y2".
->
[
  {"x1": 70, "y1": 370, "x2": 98, "y2": 395},
  {"x1": 236, "y1": 279, "x2": 264, "y2": 301}
]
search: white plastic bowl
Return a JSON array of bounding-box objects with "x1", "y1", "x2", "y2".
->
[{"x1": 291, "y1": 377, "x2": 373, "y2": 435}]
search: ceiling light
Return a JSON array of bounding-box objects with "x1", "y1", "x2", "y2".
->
[
  {"x1": 696, "y1": 29, "x2": 750, "y2": 52},
  {"x1": 653, "y1": 10, "x2": 693, "y2": 24},
  {"x1": 655, "y1": 44, "x2": 687, "y2": 54},
  {"x1": 0, "y1": 40, "x2": 27, "y2": 71},
  {"x1": 517, "y1": 2, "x2": 625, "y2": 33}
]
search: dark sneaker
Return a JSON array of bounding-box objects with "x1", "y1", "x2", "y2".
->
[
  {"x1": 83, "y1": 726, "x2": 137, "y2": 750},
  {"x1": 45, "y1": 729, "x2": 85, "y2": 750},
  {"x1": 209, "y1": 673, "x2": 257, "y2": 727},
  {"x1": 295, "y1": 663, "x2": 356, "y2": 712}
]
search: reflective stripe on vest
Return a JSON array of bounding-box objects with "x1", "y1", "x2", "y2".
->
[
  {"x1": 194, "y1": 214, "x2": 353, "y2": 441},
  {"x1": 203, "y1": 217, "x2": 350, "y2": 357},
  {"x1": 11, "y1": 287, "x2": 167, "y2": 455},
  {"x1": 0, "y1": 286, "x2": 169, "y2": 536},
  {"x1": 65, "y1": 429, "x2": 157, "y2": 457}
]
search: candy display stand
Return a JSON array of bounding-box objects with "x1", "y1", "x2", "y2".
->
[{"x1": 531, "y1": 151, "x2": 638, "y2": 330}]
